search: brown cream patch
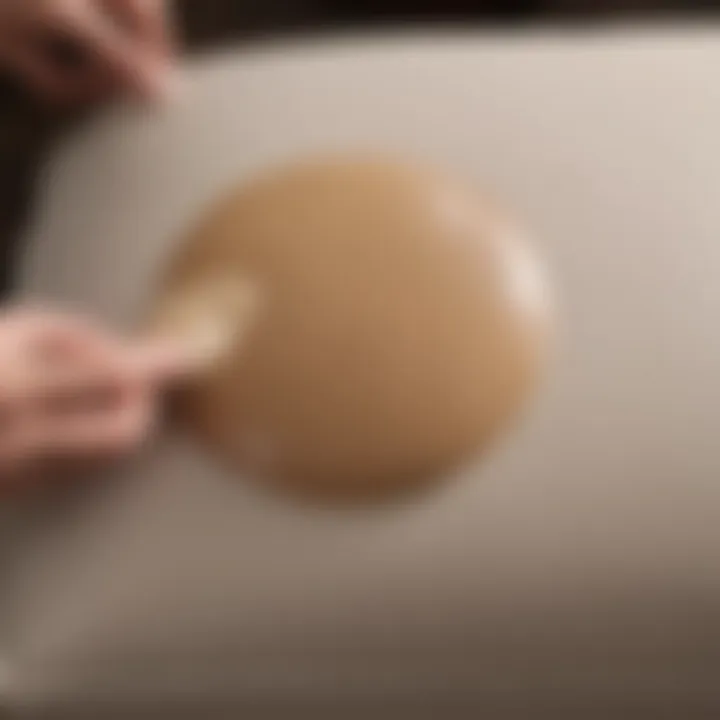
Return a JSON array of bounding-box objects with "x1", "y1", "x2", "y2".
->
[{"x1": 149, "y1": 157, "x2": 553, "y2": 504}]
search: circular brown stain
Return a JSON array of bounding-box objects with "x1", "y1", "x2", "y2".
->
[{"x1": 148, "y1": 157, "x2": 553, "y2": 505}]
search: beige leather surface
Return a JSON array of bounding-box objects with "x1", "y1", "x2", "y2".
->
[{"x1": 4, "y1": 28, "x2": 720, "y2": 717}]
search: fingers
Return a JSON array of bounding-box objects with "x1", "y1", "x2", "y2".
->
[
  {"x1": 41, "y1": 382, "x2": 155, "y2": 457},
  {"x1": 66, "y1": 11, "x2": 159, "y2": 99},
  {"x1": 0, "y1": 356, "x2": 150, "y2": 456},
  {"x1": 0, "y1": 0, "x2": 176, "y2": 104},
  {"x1": 0, "y1": 309, "x2": 122, "y2": 384},
  {"x1": 59, "y1": 0, "x2": 173, "y2": 100},
  {"x1": 0, "y1": 370, "x2": 154, "y2": 491},
  {"x1": 0, "y1": 310, "x2": 190, "y2": 492},
  {"x1": 0, "y1": 42, "x2": 70, "y2": 102},
  {"x1": 0, "y1": 17, "x2": 112, "y2": 105},
  {"x1": 0, "y1": 309, "x2": 195, "y2": 396},
  {"x1": 105, "y1": 0, "x2": 173, "y2": 57}
]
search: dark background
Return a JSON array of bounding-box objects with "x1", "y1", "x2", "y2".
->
[{"x1": 0, "y1": 0, "x2": 716, "y2": 295}]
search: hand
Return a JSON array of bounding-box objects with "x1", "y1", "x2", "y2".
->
[
  {"x1": 0, "y1": 0, "x2": 174, "y2": 105},
  {"x1": 0, "y1": 308, "x2": 190, "y2": 493}
]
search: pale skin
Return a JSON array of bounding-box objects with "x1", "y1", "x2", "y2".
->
[
  {"x1": 0, "y1": 0, "x2": 173, "y2": 103},
  {"x1": 0, "y1": 1, "x2": 183, "y2": 491}
]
